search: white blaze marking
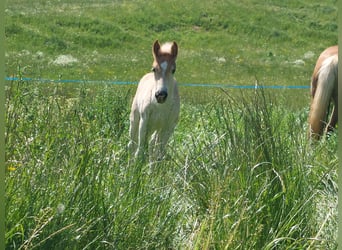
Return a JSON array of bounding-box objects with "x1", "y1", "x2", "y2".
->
[{"x1": 160, "y1": 61, "x2": 168, "y2": 71}]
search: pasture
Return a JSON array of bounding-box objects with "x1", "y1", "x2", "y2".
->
[{"x1": 5, "y1": 0, "x2": 337, "y2": 249}]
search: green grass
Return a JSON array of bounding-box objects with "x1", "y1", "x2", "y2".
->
[
  {"x1": 5, "y1": 80, "x2": 337, "y2": 249},
  {"x1": 5, "y1": 0, "x2": 337, "y2": 249}
]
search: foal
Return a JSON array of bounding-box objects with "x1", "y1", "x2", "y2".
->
[{"x1": 129, "y1": 40, "x2": 180, "y2": 160}]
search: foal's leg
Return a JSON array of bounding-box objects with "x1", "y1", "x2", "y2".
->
[
  {"x1": 149, "y1": 131, "x2": 159, "y2": 161},
  {"x1": 157, "y1": 125, "x2": 176, "y2": 160},
  {"x1": 157, "y1": 111, "x2": 179, "y2": 159},
  {"x1": 136, "y1": 116, "x2": 148, "y2": 158},
  {"x1": 158, "y1": 134, "x2": 170, "y2": 160},
  {"x1": 128, "y1": 110, "x2": 139, "y2": 155}
]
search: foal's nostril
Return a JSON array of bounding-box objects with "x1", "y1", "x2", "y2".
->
[{"x1": 155, "y1": 90, "x2": 168, "y2": 103}]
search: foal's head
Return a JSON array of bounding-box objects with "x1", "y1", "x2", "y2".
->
[{"x1": 151, "y1": 40, "x2": 178, "y2": 103}]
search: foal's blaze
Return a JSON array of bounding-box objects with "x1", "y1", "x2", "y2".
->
[
  {"x1": 308, "y1": 45, "x2": 338, "y2": 140},
  {"x1": 152, "y1": 40, "x2": 178, "y2": 103}
]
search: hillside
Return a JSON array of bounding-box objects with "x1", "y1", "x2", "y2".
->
[{"x1": 5, "y1": 0, "x2": 337, "y2": 86}]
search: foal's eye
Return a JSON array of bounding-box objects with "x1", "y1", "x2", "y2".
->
[{"x1": 172, "y1": 65, "x2": 176, "y2": 74}]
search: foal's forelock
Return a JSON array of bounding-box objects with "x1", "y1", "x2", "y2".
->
[{"x1": 152, "y1": 58, "x2": 176, "y2": 76}]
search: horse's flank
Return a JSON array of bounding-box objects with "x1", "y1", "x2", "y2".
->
[{"x1": 309, "y1": 45, "x2": 338, "y2": 139}]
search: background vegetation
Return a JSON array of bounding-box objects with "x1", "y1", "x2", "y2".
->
[{"x1": 5, "y1": 0, "x2": 337, "y2": 249}]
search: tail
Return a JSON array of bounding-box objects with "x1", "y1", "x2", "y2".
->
[{"x1": 308, "y1": 55, "x2": 338, "y2": 139}]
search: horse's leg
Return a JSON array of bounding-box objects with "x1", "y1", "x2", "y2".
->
[
  {"x1": 157, "y1": 108, "x2": 180, "y2": 159},
  {"x1": 128, "y1": 109, "x2": 139, "y2": 155},
  {"x1": 157, "y1": 125, "x2": 176, "y2": 160},
  {"x1": 326, "y1": 97, "x2": 338, "y2": 134},
  {"x1": 160, "y1": 132, "x2": 170, "y2": 160},
  {"x1": 136, "y1": 116, "x2": 148, "y2": 158},
  {"x1": 149, "y1": 131, "x2": 159, "y2": 161}
]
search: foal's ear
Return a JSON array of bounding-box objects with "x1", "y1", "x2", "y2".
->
[
  {"x1": 152, "y1": 40, "x2": 161, "y2": 57},
  {"x1": 171, "y1": 41, "x2": 178, "y2": 58}
]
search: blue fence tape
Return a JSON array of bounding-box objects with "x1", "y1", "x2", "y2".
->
[{"x1": 5, "y1": 77, "x2": 310, "y2": 89}]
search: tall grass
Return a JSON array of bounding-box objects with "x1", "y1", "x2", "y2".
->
[
  {"x1": 5, "y1": 0, "x2": 338, "y2": 248},
  {"x1": 172, "y1": 88, "x2": 337, "y2": 249},
  {"x1": 5, "y1": 81, "x2": 337, "y2": 249}
]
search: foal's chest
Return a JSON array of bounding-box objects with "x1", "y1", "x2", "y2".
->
[{"x1": 148, "y1": 99, "x2": 179, "y2": 127}]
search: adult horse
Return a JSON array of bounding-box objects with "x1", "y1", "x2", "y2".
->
[
  {"x1": 308, "y1": 45, "x2": 338, "y2": 140},
  {"x1": 129, "y1": 40, "x2": 180, "y2": 160}
]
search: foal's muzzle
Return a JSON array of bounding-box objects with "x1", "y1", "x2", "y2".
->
[{"x1": 155, "y1": 90, "x2": 168, "y2": 103}]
